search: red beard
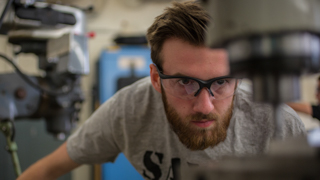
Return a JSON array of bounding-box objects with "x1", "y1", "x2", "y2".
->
[{"x1": 161, "y1": 86, "x2": 233, "y2": 150}]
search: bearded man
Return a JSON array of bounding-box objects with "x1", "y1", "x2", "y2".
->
[{"x1": 18, "y1": 1, "x2": 305, "y2": 180}]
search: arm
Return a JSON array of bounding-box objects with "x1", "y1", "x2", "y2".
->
[
  {"x1": 286, "y1": 102, "x2": 312, "y2": 115},
  {"x1": 17, "y1": 142, "x2": 80, "y2": 180}
]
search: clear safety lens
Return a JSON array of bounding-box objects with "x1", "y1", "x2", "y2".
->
[{"x1": 161, "y1": 77, "x2": 238, "y2": 100}]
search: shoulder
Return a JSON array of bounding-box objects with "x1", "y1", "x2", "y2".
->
[
  {"x1": 96, "y1": 76, "x2": 164, "y2": 124},
  {"x1": 233, "y1": 82, "x2": 300, "y2": 121},
  {"x1": 233, "y1": 82, "x2": 306, "y2": 137},
  {"x1": 105, "y1": 77, "x2": 162, "y2": 109},
  {"x1": 233, "y1": 84, "x2": 272, "y2": 117}
]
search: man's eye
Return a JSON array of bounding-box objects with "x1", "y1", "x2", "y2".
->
[
  {"x1": 178, "y1": 78, "x2": 191, "y2": 85},
  {"x1": 216, "y1": 79, "x2": 226, "y2": 85}
]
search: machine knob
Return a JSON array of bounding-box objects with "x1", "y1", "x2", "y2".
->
[{"x1": 15, "y1": 87, "x2": 26, "y2": 100}]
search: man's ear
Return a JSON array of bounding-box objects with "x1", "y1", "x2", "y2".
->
[{"x1": 150, "y1": 64, "x2": 162, "y2": 94}]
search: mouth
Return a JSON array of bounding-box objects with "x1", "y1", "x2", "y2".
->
[{"x1": 191, "y1": 120, "x2": 215, "y2": 128}]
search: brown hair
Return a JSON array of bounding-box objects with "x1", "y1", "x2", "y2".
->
[{"x1": 146, "y1": 1, "x2": 209, "y2": 70}]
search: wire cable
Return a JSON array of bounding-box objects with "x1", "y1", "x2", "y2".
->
[
  {"x1": 0, "y1": 0, "x2": 14, "y2": 30},
  {"x1": 0, "y1": 53, "x2": 76, "y2": 96}
]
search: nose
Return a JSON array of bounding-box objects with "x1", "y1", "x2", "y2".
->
[{"x1": 192, "y1": 88, "x2": 214, "y2": 115}]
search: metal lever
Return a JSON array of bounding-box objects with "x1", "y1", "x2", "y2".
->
[{"x1": 0, "y1": 120, "x2": 21, "y2": 177}]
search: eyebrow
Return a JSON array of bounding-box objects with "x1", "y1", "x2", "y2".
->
[
  {"x1": 164, "y1": 72, "x2": 231, "y2": 81},
  {"x1": 160, "y1": 69, "x2": 190, "y2": 77},
  {"x1": 156, "y1": 65, "x2": 230, "y2": 81},
  {"x1": 171, "y1": 72, "x2": 188, "y2": 76}
]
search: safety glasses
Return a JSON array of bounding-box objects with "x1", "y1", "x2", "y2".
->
[{"x1": 156, "y1": 65, "x2": 240, "y2": 100}]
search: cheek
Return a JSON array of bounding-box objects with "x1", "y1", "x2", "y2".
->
[
  {"x1": 213, "y1": 97, "x2": 233, "y2": 114},
  {"x1": 166, "y1": 95, "x2": 191, "y2": 116},
  {"x1": 166, "y1": 92, "x2": 234, "y2": 117}
]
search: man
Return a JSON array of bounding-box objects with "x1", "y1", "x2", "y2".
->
[
  {"x1": 18, "y1": 1, "x2": 306, "y2": 180},
  {"x1": 287, "y1": 76, "x2": 320, "y2": 121}
]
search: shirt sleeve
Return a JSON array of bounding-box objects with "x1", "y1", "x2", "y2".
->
[
  {"x1": 66, "y1": 96, "x2": 122, "y2": 164},
  {"x1": 280, "y1": 104, "x2": 307, "y2": 138}
]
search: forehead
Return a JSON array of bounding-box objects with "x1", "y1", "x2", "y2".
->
[{"x1": 161, "y1": 38, "x2": 229, "y2": 79}]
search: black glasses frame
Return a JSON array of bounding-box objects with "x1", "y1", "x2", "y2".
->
[{"x1": 155, "y1": 65, "x2": 234, "y2": 97}]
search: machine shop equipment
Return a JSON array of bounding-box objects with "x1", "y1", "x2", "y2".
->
[
  {"x1": 181, "y1": 0, "x2": 320, "y2": 179},
  {"x1": 0, "y1": 0, "x2": 90, "y2": 177}
]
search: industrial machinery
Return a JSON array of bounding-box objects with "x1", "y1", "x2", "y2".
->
[
  {"x1": 0, "y1": 0, "x2": 90, "y2": 177},
  {"x1": 181, "y1": 0, "x2": 320, "y2": 179}
]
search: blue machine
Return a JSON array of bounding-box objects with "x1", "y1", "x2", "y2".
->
[{"x1": 98, "y1": 45, "x2": 152, "y2": 180}]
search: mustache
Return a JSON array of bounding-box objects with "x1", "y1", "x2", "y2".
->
[{"x1": 186, "y1": 112, "x2": 219, "y2": 121}]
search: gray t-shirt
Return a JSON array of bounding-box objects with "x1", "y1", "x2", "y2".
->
[{"x1": 67, "y1": 77, "x2": 305, "y2": 179}]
